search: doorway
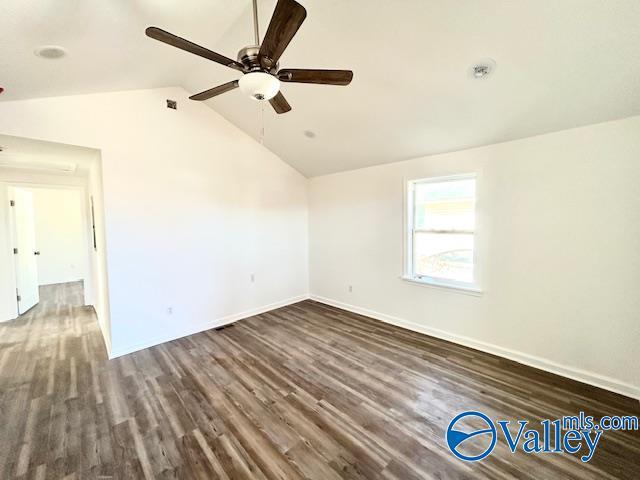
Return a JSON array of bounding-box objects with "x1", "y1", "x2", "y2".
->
[
  {"x1": 0, "y1": 135, "x2": 110, "y2": 354},
  {"x1": 8, "y1": 185, "x2": 91, "y2": 315}
]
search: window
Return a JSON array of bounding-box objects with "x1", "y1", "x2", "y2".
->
[{"x1": 405, "y1": 174, "x2": 479, "y2": 292}]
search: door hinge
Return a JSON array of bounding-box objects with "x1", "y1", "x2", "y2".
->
[
  {"x1": 10, "y1": 200, "x2": 15, "y2": 207},
  {"x1": 16, "y1": 291, "x2": 21, "y2": 302},
  {"x1": 13, "y1": 248, "x2": 18, "y2": 254}
]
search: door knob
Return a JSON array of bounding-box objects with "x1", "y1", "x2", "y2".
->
[{"x1": 34, "y1": 251, "x2": 40, "y2": 256}]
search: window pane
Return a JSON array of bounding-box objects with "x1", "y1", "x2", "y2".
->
[
  {"x1": 414, "y1": 232, "x2": 474, "y2": 283},
  {"x1": 414, "y1": 178, "x2": 475, "y2": 231}
]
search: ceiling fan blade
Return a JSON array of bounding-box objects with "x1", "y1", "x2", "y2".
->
[
  {"x1": 259, "y1": 0, "x2": 307, "y2": 69},
  {"x1": 278, "y1": 69, "x2": 353, "y2": 86},
  {"x1": 146, "y1": 27, "x2": 245, "y2": 72},
  {"x1": 189, "y1": 80, "x2": 239, "y2": 101},
  {"x1": 269, "y1": 91, "x2": 292, "y2": 114}
]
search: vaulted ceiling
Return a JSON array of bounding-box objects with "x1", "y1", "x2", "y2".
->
[{"x1": 2, "y1": 1, "x2": 640, "y2": 176}]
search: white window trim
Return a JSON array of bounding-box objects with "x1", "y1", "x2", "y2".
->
[{"x1": 402, "y1": 173, "x2": 482, "y2": 295}]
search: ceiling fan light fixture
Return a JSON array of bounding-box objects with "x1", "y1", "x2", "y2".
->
[{"x1": 239, "y1": 72, "x2": 280, "y2": 101}]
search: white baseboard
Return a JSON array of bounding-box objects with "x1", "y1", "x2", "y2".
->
[
  {"x1": 108, "y1": 294, "x2": 310, "y2": 359},
  {"x1": 101, "y1": 325, "x2": 112, "y2": 357},
  {"x1": 310, "y1": 295, "x2": 640, "y2": 401},
  {"x1": 91, "y1": 306, "x2": 112, "y2": 358},
  {"x1": 0, "y1": 311, "x2": 17, "y2": 323}
]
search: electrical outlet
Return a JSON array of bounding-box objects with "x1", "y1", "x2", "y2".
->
[
  {"x1": 250, "y1": 274, "x2": 255, "y2": 283},
  {"x1": 348, "y1": 285, "x2": 353, "y2": 293},
  {"x1": 166, "y1": 307, "x2": 173, "y2": 315}
]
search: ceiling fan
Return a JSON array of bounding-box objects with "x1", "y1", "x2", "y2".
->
[{"x1": 146, "y1": 0, "x2": 353, "y2": 114}]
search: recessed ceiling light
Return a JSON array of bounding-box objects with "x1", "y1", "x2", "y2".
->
[
  {"x1": 34, "y1": 45, "x2": 67, "y2": 59},
  {"x1": 303, "y1": 130, "x2": 316, "y2": 139},
  {"x1": 470, "y1": 58, "x2": 496, "y2": 79}
]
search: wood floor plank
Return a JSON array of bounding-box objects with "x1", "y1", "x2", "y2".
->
[{"x1": 0, "y1": 282, "x2": 638, "y2": 479}]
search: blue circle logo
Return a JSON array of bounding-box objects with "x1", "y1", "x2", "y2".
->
[{"x1": 446, "y1": 411, "x2": 497, "y2": 462}]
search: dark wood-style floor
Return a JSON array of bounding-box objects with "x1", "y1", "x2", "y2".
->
[{"x1": 0, "y1": 283, "x2": 638, "y2": 479}]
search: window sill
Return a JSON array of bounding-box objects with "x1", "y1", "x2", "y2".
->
[{"x1": 400, "y1": 276, "x2": 483, "y2": 296}]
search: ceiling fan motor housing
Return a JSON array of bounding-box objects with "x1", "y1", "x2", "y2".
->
[
  {"x1": 237, "y1": 45, "x2": 277, "y2": 73},
  {"x1": 237, "y1": 45, "x2": 281, "y2": 101}
]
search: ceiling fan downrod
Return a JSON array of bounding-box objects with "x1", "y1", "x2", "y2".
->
[{"x1": 252, "y1": 0, "x2": 260, "y2": 46}]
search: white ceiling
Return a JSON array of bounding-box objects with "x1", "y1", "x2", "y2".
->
[
  {"x1": 0, "y1": 0, "x2": 247, "y2": 100},
  {"x1": 2, "y1": 1, "x2": 640, "y2": 177}
]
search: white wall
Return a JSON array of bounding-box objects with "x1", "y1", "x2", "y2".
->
[
  {"x1": 309, "y1": 116, "x2": 640, "y2": 399},
  {"x1": 0, "y1": 87, "x2": 309, "y2": 357},
  {"x1": 86, "y1": 153, "x2": 111, "y2": 352},
  {"x1": 30, "y1": 187, "x2": 88, "y2": 286}
]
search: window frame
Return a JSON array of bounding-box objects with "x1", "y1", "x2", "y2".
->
[{"x1": 403, "y1": 173, "x2": 481, "y2": 294}]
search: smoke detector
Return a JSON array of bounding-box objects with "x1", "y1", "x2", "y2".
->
[
  {"x1": 470, "y1": 59, "x2": 496, "y2": 79},
  {"x1": 34, "y1": 45, "x2": 67, "y2": 59}
]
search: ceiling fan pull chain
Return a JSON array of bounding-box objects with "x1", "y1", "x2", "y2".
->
[{"x1": 260, "y1": 101, "x2": 265, "y2": 145}]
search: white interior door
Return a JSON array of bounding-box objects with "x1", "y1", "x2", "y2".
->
[{"x1": 10, "y1": 187, "x2": 40, "y2": 314}]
